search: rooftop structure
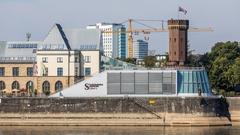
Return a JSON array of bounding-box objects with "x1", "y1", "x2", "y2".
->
[{"x1": 42, "y1": 24, "x2": 103, "y2": 51}]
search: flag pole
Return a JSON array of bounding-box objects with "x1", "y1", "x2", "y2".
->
[{"x1": 177, "y1": 6, "x2": 180, "y2": 19}]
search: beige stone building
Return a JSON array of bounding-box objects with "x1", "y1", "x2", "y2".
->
[
  {"x1": 0, "y1": 23, "x2": 102, "y2": 96},
  {"x1": 0, "y1": 49, "x2": 101, "y2": 96},
  {"x1": 0, "y1": 62, "x2": 37, "y2": 94}
]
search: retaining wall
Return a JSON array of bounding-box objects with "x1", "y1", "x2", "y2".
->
[{"x1": 0, "y1": 97, "x2": 238, "y2": 126}]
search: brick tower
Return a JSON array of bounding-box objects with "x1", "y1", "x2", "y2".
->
[{"x1": 168, "y1": 19, "x2": 189, "y2": 66}]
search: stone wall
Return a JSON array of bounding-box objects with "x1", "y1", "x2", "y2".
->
[{"x1": 0, "y1": 97, "x2": 235, "y2": 117}]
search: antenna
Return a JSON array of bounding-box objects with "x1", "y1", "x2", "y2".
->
[{"x1": 26, "y1": 32, "x2": 31, "y2": 41}]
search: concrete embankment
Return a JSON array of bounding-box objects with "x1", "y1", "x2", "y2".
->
[
  {"x1": 0, "y1": 97, "x2": 238, "y2": 126},
  {"x1": 226, "y1": 97, "x2": 240, "y2": 126}
]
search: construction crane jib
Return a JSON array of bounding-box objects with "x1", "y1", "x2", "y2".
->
[{"x1": 101, "y1": 19, "x2": 213, "y2": 60}]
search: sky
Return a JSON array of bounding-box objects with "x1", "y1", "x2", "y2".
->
[{"x1": 0, "y1": 0, "x2": 239, "y2": 54}]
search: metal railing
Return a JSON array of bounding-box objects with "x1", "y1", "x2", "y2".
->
[
  {"x1": 104, "y1": 66, "x2": 205, "y2": 71},
  {"x1": 0, "y1": 57, "x2": 36, "y2": 63}
]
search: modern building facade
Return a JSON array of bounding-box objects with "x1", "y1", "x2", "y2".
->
[
  {"x1": 133, "y1": 40, "x2": 148, "y2": 60},
  {"x1": 51, "y1": 67, "x2": 212, "y2": 97},
  {"x1": 87, "y1": 23, "x2": 126, "y2": 59},
  {"x1": 0, "y1": 24, "x2": 101, "y2": 95}
]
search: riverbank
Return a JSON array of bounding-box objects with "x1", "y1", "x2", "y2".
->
[
  {"x1": 0, "y1": 126, "x2": 239, "y2": 135},
  {"x1": 0, "y1": 113, "x2": 232, "y2": 126},
  {"x1": 0, "y1": 97, "x2": 238, "y2": 126}
]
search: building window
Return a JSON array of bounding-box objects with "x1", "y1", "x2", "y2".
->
[
  {"x1": 0, "y1": 67, "x2": 5, "y2": 76},
  {"x1": 26, "y1": 81, "x2": 34, "y2": 91},
  {"x1": 55, "y1": 81, "x2": 63, "y2": 92},
  {"x1": 75, "y1": 57, "x2": 78, "y2": 62},
  {"x1": 12, "y1": 67, "x2": 19, "y2": 76},
  {"x1": 42, "y1": 57, "x2": 48, "y2": 63},
  {"x1": 174, "y1": 38, "x2": 176, "y2": 42},
  {"x1": 12, "y1": 81, "x2": 20, "y2": 90},
  {"x1": 43, "y1": 67, "x2": 48, "y2": 76},
  {"x1": 0, "y1": 81, "x2": 5, "y2": 90},
  {"x1": 42, "y1": 81, "x2": 50, "y2": 95},
  {"x1": 27, "y1": 67, "x2": 33, "y2": 77},
  {"x1": 74, "y1": 67, "x2": 78, "y2": 76},
  {"x1": 84, "y1": 67, "x2": 91, "y2": 76},
  {"x1": 57, "y1": 57, "x2": 63, "y2": 63},
  {"x1": 84, "y1": 56, "x2": 91, "y2": 63},
  {"x1": 57, "y1": 67, "x2": 63, "y2": 76}
]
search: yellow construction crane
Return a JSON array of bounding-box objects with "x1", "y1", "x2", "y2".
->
[{"x1": 102, "y1": 19, "x2": 213, "y2": 58}]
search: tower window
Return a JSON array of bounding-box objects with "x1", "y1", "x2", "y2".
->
[{"x1": 174, "y1": 38, "x2": 176, "y2": 42}]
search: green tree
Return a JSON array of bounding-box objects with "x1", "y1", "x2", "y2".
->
[
  {"x1": 206, "y1": 41, "x2": 240, "y2": 92},
  {"x1": 144, "y1": 56, "x2": 156, "y2": 68},
  {"x1": 225, "y1": 58, "x2": 240, "y2": 88},
  {"x1": 124, "y1": 58, "x2": 137, "y2": 64}
]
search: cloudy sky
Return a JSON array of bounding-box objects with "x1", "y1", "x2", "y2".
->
[{"x1": 0, "y1": 0, "x2": 239, "y2": 54}]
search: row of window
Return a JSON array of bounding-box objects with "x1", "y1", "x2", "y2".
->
[
  {"x1": 43, "y1": 57, "x2": 64, "y2": 63},
  {"x1": 0, "y1": 67, "x2": 65, "y2": 77},
  {"x1": 0, "y1": 67, "x2": 33, "y2": 77},
  {"x1": 0, "y1": 81, "x2": 33, "y2": 91},
  {"x1": 8, "y1": 44, "x2": 38, "y2": 48},
  {"x1": 42, "y1": 81, "x2": 63, "y2": 92},
  {"x1": 42, "y1": 67, "x2": 63, "y2": 76},
  {"x1": 0, "y1": 80, "x2": 63, "y2": 92},
  {"x1": 42, "y1": 56, "x2": 90, "y2": 63},
  {"x1": 0, "y1": 67, "x2": 90, "y2": 77}
]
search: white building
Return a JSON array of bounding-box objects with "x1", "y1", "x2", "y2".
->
[
  {"x1": 39, "y1": 24, "x2": 101, "y2": 78},
  {"x1": 133, "y1": 40, "x2": 148, "y2": 60},
  {"x1": 87, "y1": 23, "x2": 126, "y2": 59}
]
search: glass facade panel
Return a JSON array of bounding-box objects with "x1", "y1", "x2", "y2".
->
[
  {"x1": 204, "y1": 71, "x2": 210, "y2": 93},
  {"x1": 188, "y1": 82, "x2": 193, "y2": 93},
  {"x1": 193, "y1": 83, "x2": 198, "y2": 93},
  {"x1": 163, "y1": 77, "x2": 172, "y2": 83},
  {"x1": 188, "y1": 71, "x2": 192, "y2": 83},
  {"x1": 149, "y1": 73, "x2": 162, "y2": 83},
  {"x1": 200, "y1": 71, "x2": 207, "y2": 92},
  {"x1": 183, "y1": 72, "x2": 188, "y2": 83},
  {"x1": 184, "y1": 84, "x2": 188, "y2": 93},
  {"x1": 193, "y1": 71, "x2": 197, "y2": 82},
  {"x1": 177, "y1": 70, "x2": 211, "y2": 94},
  {"x1": 108, "y1": 71, "x2": 176, "y2": 95}
]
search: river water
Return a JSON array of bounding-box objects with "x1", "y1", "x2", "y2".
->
[{"x1": 0, "y1": 126, "x2": 239, "y2": 135}]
